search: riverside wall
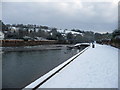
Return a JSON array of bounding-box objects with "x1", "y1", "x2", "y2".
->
[{"x1": 0, "y1": 40, "x2": 58, "y2": 47}]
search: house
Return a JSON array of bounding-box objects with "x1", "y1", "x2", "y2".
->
[{"x1": 0, "y1": 31, "x2": 4, "y2": 40}]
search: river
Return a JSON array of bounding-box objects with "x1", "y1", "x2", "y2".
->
[{"x1": 2, "y1": 45, "x2": 85, "y2": 89}]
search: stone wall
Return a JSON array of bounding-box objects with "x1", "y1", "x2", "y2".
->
[{"x1": 1, "y1": 40, "x2": 58, "y2": 47}]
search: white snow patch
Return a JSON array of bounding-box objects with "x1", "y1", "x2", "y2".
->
[
  {"x1": 24, "y1": 46, "x2": 89, "y2": 89},
  {"x1": 24, "y1": 44, "x2": 118, "y2": 88},
  {"x1": 65, "y1": 30, "x2": 82, "y2": 35},
  {"x1": 39, "y1": 44, "x2": 118, "y2": 88}
]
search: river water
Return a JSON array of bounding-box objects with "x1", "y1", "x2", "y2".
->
[{"x1": 2, "y1": 46, "x2": 84, "y2": 89}]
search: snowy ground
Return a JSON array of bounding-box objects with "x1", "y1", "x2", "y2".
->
[
  {"x1": 25, "y1": 44, "x2": 118, "y2": 88},
  {"x1": 39, "y1": 44, "x2": 118, "y2": 88}
]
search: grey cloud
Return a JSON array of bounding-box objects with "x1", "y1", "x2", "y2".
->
[{"x1": 2, "y1": 2, "x2": 118, "y2": 32}]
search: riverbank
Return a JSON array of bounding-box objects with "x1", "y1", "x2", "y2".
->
[
  {"x1": 2, "y1": 44, "x2": 75, "y2": 52},
  {"x1": 96, "y1": 40, "x2": 120, "y2": 49},
  {"x1": 0, "y1": 40, "x2": 58, "y2": 47}
]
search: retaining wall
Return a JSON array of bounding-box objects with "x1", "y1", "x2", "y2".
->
[{"x1": 0, "y1": 40, "x2": 58, "y2": 47}]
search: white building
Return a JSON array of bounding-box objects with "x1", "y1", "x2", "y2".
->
[{"x1": 0, "y1": 31, "x2": 4, "y2": 40}]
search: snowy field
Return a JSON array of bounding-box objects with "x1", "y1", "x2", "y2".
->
[{"x1": 25, "y1": 44, "x2": 118, "y2": 88}]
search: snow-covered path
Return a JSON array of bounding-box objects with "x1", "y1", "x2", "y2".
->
[{"x1": 39, "y1": 44, "x2": 118, "y2": 88}]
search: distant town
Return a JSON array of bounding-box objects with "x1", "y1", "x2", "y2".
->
[{"x1": 0, "y1": 20, "x2": 120, "y2": 48}]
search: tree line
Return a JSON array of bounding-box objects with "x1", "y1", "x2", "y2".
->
[{"x1": 1, "y1": 20, "x2": 119, "y2": 46}]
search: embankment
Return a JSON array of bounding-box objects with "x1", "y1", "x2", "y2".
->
[{"x1": 0, "y1": 40, "x2": 58, "y2": 47}]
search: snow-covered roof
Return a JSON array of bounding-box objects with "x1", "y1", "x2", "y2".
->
[
  {"x1": 57, "y1": 30, "x2": 83, "y2": 36},
  {"x1": 45, "y1": 29, "x2": 51, "y2": 32},
  {"x1": 65, "y1": 31, "x2": 83, "y2": 36},
  {"x1": 0, "y1": 31, "x2": 4, "y2": 39},
  {"x1": 10, "y1": 27, "x2": 19, "y2": 31},
  {"x1": 57, "y1": 29, "x2": 65, "y2": 33},
  {"x1": 11, "y1": 27, "x2": 16, "y2": 30}
]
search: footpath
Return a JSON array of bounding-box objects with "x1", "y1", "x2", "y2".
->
[{"x1": 25, "y1": 44, "x2": 118, "y2": 88}]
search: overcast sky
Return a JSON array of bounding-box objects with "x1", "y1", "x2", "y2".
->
[{"x1": 2, "y1": 1, "x2": 118, "y2": 33}]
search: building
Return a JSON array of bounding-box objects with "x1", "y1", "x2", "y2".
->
[{"x1": 0, "y1": 31, "x2": 4, "y2": 40}]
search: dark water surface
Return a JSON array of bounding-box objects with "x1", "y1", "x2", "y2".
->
[{"x1": 2, "y1": 46, "x2": 83, "y2": 88}]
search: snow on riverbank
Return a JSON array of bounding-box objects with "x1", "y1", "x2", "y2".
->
[{"x1": 39, "y1": 44, "x2": 118, "y2": 88}]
